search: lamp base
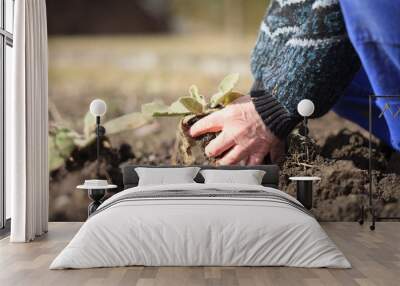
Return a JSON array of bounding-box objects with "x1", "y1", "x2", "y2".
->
[
  {"x1": 289, "y1": 176, "x2": 320, "y2": 210},
  {"x1": 87, "y1": 189, "x2": 106, "y2": 216},
  {"x1": 296, "y1": 181, "x2": 313, "y2": 210}
]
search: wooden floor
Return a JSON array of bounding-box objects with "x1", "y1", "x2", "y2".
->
[{"x1": 0, "y1": 223, "x2": 399, "y2": 286}]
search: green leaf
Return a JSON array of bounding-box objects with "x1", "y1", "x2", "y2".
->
[
  {"x1": 188, "y1": 85, "x2": 206, "y2": 106},
  {"x1": 49, "y1": 135, "x2": 66, "y2": 171},
  {"x1": 210, "y1": 91, "x2": 244, "y2": 108},
  {"x1": 141, "y1": 73, "x2": 241, "y2": 116},
  {"x1": 210, "y1": 73, "x2": 240, "y2": 107},
  {"x1": 104, "y1": 112, "x2": 153, "y2": 135},
  {"x1": 83, "y1": 111, "x2": 96, "y2": 138},
  {"x1": 166, "y1": 100, "x2": 192, "y2": 116},
  {"x1": 218, "y1": 73, "x2": 239, "y2": 94},
  {"x1": 179, "y1": 96, "x2": 204, "y2": 115},
  {"x1": 141, "y1": 100, "x2": 169, "y2": 117},
  {"x1": 49, "y1": 128, "x2": 77, "y2": 171},
  {"x1": 54, "y1": 129, "x2": 76, "y2": 158},
  {"x1": 142, "y1": 99, "x2": 192, "y2": 117}
]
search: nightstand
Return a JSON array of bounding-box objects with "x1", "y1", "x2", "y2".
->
[
  {"x1": 77, "y1": 180, "x2": 117, "y2": 216},
  {"x1": 289, "y1": 176, "x2": 321, "y2": 210}
]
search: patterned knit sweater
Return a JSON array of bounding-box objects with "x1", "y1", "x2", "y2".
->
[{"x1": 251, "y1": 0, "x2": 360, "y2": 138}]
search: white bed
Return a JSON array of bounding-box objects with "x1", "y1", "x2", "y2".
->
[{"x1": 50, "y1": 183, "x2": 350, "y2": 269}]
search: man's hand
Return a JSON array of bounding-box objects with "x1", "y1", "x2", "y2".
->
[{"x1": 189, "y1": 95, "x2": 285, "y2": 165}]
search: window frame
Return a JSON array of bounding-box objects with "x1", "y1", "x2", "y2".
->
[{"x1": 0, "y1": 0, "x2": 14, "y2": 233}]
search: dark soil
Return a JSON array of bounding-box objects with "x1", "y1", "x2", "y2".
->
[
  {"x1": 49, "y1": 138, "x2": 174, "y2": 221},
  {"x1": 280, "y1": 129, "x2": 400, "y2": 221},
  {"x1": 50, "y1": 127, "x2": 400, "y2": 222}
]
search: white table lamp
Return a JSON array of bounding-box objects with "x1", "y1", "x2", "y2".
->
[
  {"x1": 90, "y1": 99, "x2": 107, "y2": 177},
  {"x1": 297, "y1": 99, "x2": 315, "y2": 166},
  {"x1": 297, "y1": 99, "x2": 315, "y2": 138}
]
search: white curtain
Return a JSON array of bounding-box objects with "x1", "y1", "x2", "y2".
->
[{"x1": 7, "y1": 0, "x2": 49, "y2": 242}]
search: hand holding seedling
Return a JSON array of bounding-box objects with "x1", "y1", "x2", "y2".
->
[
  {"x1": 141, "y1": 73, "x2": 285, "y2": 165},
  {"x1": 189, "y1": 95, "x2": 284, "y2": 165}
]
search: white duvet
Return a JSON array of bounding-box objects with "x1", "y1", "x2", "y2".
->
[{"x1": 50, "y1": 183, "x2": 350, "y2": 269}]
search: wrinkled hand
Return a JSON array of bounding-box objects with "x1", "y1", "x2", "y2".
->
[{"x1": 189, "y1": 95, "x2": 285, "y2": 165}]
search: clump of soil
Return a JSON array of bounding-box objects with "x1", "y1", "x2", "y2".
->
[{"x1": 172, "y1": 114, "x2": 219, "y2": 165}]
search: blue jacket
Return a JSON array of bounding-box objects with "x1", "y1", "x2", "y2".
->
[
  {"x1": 340, "y1": 0, "x2": 400, "y2": 96},
  {"x1": 338, "y1": 0, "x2": 400, "y2": 150}
]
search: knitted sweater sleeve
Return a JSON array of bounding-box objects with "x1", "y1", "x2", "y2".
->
[{"x1": 250, "y1": 0, "x2": 360, "y2": 139}]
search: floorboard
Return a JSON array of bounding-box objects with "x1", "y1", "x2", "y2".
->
[{"x1": 0, "y1": 222, "x2": 399, "y2": 286}]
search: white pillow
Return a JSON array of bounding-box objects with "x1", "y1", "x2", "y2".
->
[
  {"x1": 200, "y1": 169, "x2": 266, "y2": 185},
  {"x1": 135, "y1": 167, "x2": 201, "y2": 186}
]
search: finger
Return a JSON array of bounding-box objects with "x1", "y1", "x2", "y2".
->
[
  {"x1": 205, "y1": 131, "x2": 235, "y2": 158},
  {"x1": 189, "y1": 111, "x2": 224, "y2": 137},
  {"x1": 246, "y1": 153, "x2": 265, "y2": 166},
  {"x1": 217, "y1": 145, "x2": 248, "y2": 166}
]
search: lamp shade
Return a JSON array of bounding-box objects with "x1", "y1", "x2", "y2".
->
[
  {"x1": 297, "y1": 99, "x2": 315, "y2": 117},
  {"x1": 90, "y1": 99, "x2": 107, "y2": 116}
]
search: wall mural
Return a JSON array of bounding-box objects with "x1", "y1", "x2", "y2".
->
[{"x1": 47, "y1": 0, "x2": 400, "y2": 222}]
